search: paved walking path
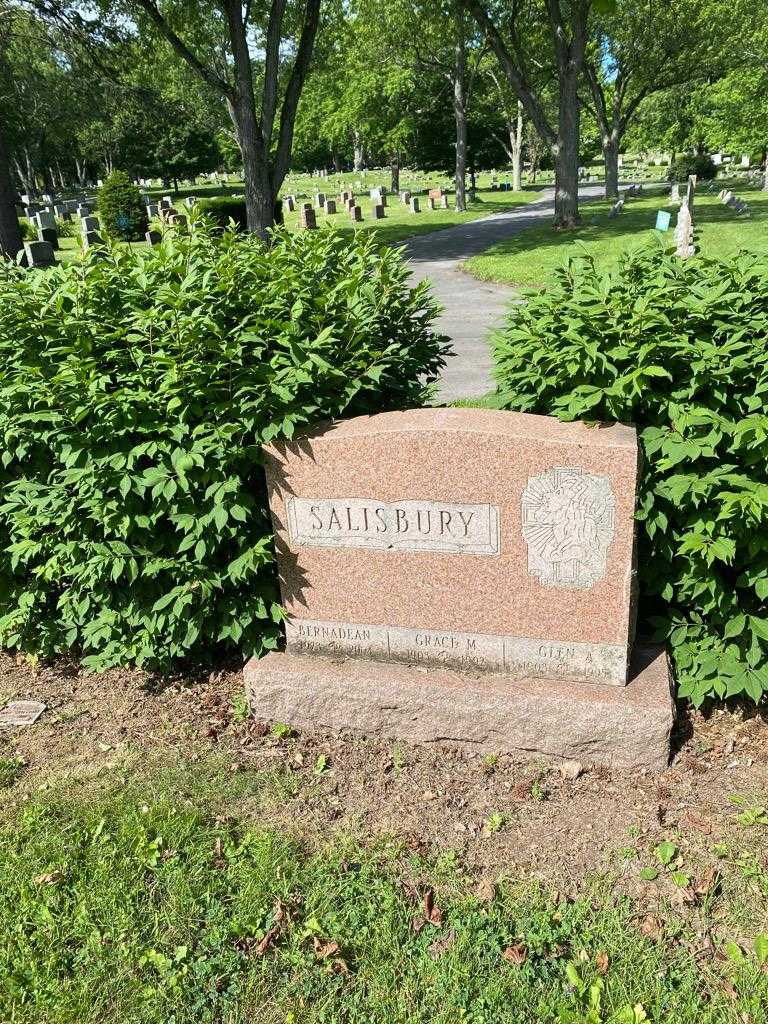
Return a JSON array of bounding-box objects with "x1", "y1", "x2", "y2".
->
[{"x1": 403, "y1": 185, "x2": 608, "y2": 402}]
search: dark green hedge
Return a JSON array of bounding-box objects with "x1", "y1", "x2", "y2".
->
[
  {"x1": 97, "y1": 170, "x2": 148, "y2": 241},
  {"x1": 196, "y1": 197, "x2": 248, "y2": 228},
  {"x1": 668, "y1": 154, "x2": 717, "y2": 183},
  {"x1": 0, "y1": 225, "x2": 449, "y2": 670},
  {"x1": 494, "y1": 244, "x2": 768, "y2": 706}
]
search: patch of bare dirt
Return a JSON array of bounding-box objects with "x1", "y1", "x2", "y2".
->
[{"x1": 1, "y1": 652, "x2": 767, "y2": 894}]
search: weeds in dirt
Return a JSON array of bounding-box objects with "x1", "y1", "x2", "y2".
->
[{"x1": 0, "y1": 758, "x2": 766, "y2": 1023}]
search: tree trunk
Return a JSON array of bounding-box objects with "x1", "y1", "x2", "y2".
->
[
  {"x1": 763, "y1": 156, "x2": 768, "y2": 192},
  {"x1": 353, "y1": 131, "x2": 365, "y2": 171},
  {"x1": 511, "y1": 100, "x2": 523, "y2": 191},
  {"x1": 0, "y1": 127, "x2": 23, "y2": 260},
  {"x1": 453, "y1": 4, "x2": 467, "y2": 212},
  {"x1": 390, "y1": 156, "x2": 400, "y2": 194},
  {"x1": 224, "y1": 0, "x2": 275, "y2": 239},
  {"x1": 230, "y1": 95, "x2": 274, "y2": 239},
  {"x1": 552, "y1": 67, "x2": 580, "y2": 228},
  {"x1": 603, "y1": 133, "x2": 620, "y2": 200},
  {"x1": 332, "y1": 152, "x2": 342, "y2": 173}
]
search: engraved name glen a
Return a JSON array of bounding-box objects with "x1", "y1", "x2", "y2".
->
[{"x1": 286, "y1": 497, "x2": 500, "y2": 555}]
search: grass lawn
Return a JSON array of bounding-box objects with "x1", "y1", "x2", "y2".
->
[
  {"x1": 51, "y1": 186, "x2": 545, "y2": 263},
  {"x1": 1, "y1": 750, "x2": 767, "y2": 1024},
  {"x1": 465, "y1": 184, "x2": 768, "y2": 288}
]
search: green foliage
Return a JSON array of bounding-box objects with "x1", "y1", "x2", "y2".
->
[
  {"x1": 196, "y1": 196, "x2": 248, "y2": 229},
  {"x1": 494, "y1": 243, "x2": 768, "y2": 706},
  {"x1": 18, "y1": 219, "x2": 36, "y2": 241},
  {"x1": 668, "y1": 154, "x2": 717, "y2": 182},
  {"x1": 0, "y1": 223, "x2": 447, "y2": 670},
  {"x1": 97, "y1": 170, "x2": 148, "y2": 241}
]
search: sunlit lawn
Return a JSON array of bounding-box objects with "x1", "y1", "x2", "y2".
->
[
  {"x1": 465, "y1": 182, "x2": 768, "y2": 288},
  {"x1": 53, "y1": 186, "x2": 546, "y2": 263}
]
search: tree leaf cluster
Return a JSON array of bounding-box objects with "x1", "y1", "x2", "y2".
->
[
  {"x1": 0, "y1": 221, "x2": 449, "y2": 670},
  {"x1": 494, "y1": 243, "x2": 768, "y2": 706}
]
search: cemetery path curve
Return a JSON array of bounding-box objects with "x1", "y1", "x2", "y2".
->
[{"x1": 403, "y1": 185, "x2": 609, "y2": 402}]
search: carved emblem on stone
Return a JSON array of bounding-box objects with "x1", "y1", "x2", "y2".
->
[{"x1": 521, "y1": 467, "x2": 616, "y2": 588}]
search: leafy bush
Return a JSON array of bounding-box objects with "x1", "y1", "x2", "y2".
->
[
  {"x1": 668, "y1": 154, "x2": 717, "y2": 182},
  {"x1": 494, "y1": 244, "x2": 768, "y2": 707},
  {"x1": 0, "y1": 224, "x2": 448, "y2": 670},
  {"x1": 97, "y1": 170, "x2": 148, "y2": 241},
  {"x1": 19, "y1": 219, "x2": 36, "y2": 241},
  {"x1": 197, "y1": 196, "x2": 247, "y2": 229},
  {"x1": 55, "y1": 217, "x2": 77, "y2": 238}
]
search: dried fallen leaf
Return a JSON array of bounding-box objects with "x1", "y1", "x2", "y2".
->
[
  {"x1": 596, "y1": 951, "x2": 609, "y2": 975},
  {"x1": 477, "y1": 879, "x2": 496, "y2": 904},
  {"x1": 330, "y1": 958, "x2": 350, "y2": 975},
  {"x1": 694, "y1": 865, "x2": 720, "y2": 896},
  {"x1": 639, "y1": 915, "x2": 663, "y2": 941},
  {"x1": 34, "y1": 870, "x2": 65, "y2": 886},
  {"x1": 682, "y1": 811, "x2": 713, "y2": 835},
  {"x1": 423, "y1": 888, "x2": 443, "y2": 927},
  {"x1": 429, "y1": 928, "x2": 457, "y2": 960},
  {"x1": 411, "y1": 915, "x2": 426, "y2": 934},
  {"x1": 502, "y1": 944, "x2": 527, "y2": 966},
  {"x1": 254, "y1": 925, "x2": 280, "y2": 957},
  {"x1": 313, "y1": 937, "x2": 341, "y2": 959}
]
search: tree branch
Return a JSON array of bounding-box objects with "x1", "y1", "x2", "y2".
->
[
  {"x1": 272, "y1": 0, "x2": 321, "y2": 189},
  {"x1": 463, "y1": 0, "x2": 556, "y2": 145},
  {"x1": 132, "y1": 0, "x2": 232, "y2": 98},
  {"x1": 261, "y1": 0, "x2": 287, "y2": 147}
]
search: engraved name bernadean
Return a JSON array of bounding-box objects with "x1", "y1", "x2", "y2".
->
[
  {"x1": 521, "y1": 467, "x2": 615, "y2": 588},
  {"x1": 286, "y1": 497, "x2": 499, "y2": 555}
]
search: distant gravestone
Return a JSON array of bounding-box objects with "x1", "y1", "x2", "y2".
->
[
  {"x1": 81, "y1": 215, "x2": 100, "y2": 233},
  {"x1": 145, "y1": 230, "x2": 162, "y2": 245},
  {"x1": 246, "y1": 409, "x2": 674, "y2": 768},
  {"x1": 608, "y1": 199, "x2": 624, "y2": 219},
  {"x1": 38, "y1": 227, "x2": 59, "y2": 250},
  {"x1": 82, "y1": 230, "x2": 103, "y2": 249},
  {"x1": 325, "y1": 199, "x2": 337, "y2": 214},
  {"x1": 440, "y1": 195, "x2": 449, "y2": 209},
  {"x1": 669, "y1": 183, "x2": 681, "y2": 205},
  {"x1": 349, "y1": 204, "x2": 362, "y2": 222},
  {"x1": 674, "y1": 203, "x2": 695, "y2": 259},
  {"x1": 410, "y1": 197, "x2": 420, "y2": 213},
  {"x1": 300, "y1": 205, "x2": 317, "y2": 230},
  {"x1": 372, "y1": 203, "x2": 385, "y2": 219},
  {"x1": 23, "y1": 241, "x2": 56, "y2": 268}
]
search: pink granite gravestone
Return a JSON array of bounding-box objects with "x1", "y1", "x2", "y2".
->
[{"x1": 245, "y1": 408, "x2": 674, "y2": 768}]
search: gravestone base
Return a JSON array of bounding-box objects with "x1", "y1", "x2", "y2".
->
[{"x1": 245, "y1": 645, "x2": 674, "y2": 770}]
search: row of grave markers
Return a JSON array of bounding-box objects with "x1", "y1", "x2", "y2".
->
[
  {"x1": 289, "y1": 186, "x2": 449, "y2": 228},
  {"x1": 21, "y1": 194, "x2": 198, "y2": 268}
]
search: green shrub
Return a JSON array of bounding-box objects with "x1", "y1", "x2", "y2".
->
[
  {"x1": 19, "y1": 219, "x2": 36, "y2": 241},
  {"x1": 197, "y1": 196, "x2": 247, "y2": 229},
  {"x1": 0, "y1": 224, "x2": 448, "y2": 670},
  {"x1": 494, "y1": 244, "x2": 768, "y2": 707},
  {"x1": 55, "y1": 217, "x2": 77, "y2": 238},
  {"x1": 97, "y1": 170, "x2": 148, "y2": 241},
  {"x1": 668, "y1": 154, "x2": 717, "y2": 182}
]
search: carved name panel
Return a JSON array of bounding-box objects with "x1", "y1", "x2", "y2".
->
[
  {"x1": 287, "y1": 497, "x2": 500, "y2": 555},
  {"x1": 286, "y1": 618, "x2": 627, "y2": 685}
]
